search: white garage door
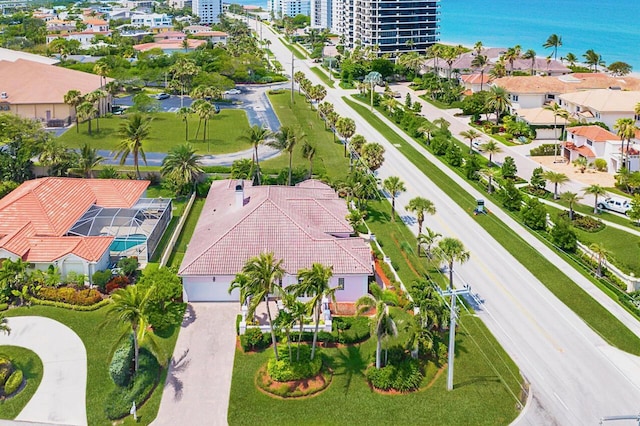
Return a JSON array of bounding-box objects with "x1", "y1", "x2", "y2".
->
[
  {"x1": 64, "y1": 262, "x2": 84, "y2": 276},
  {"x1": 183, "y1": 278, "x2": 239, "y2": 302}
]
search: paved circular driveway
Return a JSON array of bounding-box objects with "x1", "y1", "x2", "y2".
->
[{"x1": 0, "y1": 316, "x2": 87, "y2": 426}]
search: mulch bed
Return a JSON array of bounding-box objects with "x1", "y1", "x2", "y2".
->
[{"x1": 255, "y1": 365, "x2": 332, "y2": 399}]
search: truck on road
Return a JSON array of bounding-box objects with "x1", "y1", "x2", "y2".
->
[{"x1": 597, "y1": 197, "x2": 631, "y2": 215}]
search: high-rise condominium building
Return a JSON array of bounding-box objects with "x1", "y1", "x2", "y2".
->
[
  {"x1": 311, "y1": 0, "x2": 331, "y2": 29},
  {"x1": 267, "y1": 0, "x2": 311, "y2": 18},
  {"x1": 192, "y1": 0, "x2": 222, "y2": 24}
]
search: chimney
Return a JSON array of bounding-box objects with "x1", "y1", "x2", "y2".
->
[{"x1": 235, "y1": 182, "x2": 244, "y2": 207}]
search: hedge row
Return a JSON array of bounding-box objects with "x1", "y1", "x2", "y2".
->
[
  {"x1": 37, "y1": 287, "x2": 103, "y2": 306},
  {"x1": 30, "y1": 297, "x2": 110, "y2": 311},
  {"x1": 3, "y1": 369, "x2": 22, "y2": 396},
  {"x1": 366, "y1": 358, "x2": 424, "y2": 392}
]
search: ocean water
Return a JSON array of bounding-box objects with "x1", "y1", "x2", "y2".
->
[{"x1": 440, "y1": 0, "x2": 640, "y2": 70}]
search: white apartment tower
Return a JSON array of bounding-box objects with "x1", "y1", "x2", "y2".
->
[
  {"x1": 267, "y1": 0, "x2": 311, "y2": 18},
  {"x1": 192, "y1": 0, "x2": 222, "y2": 24},
  {"x1": 311, "y1": 0, "x2": 331, "y2": 29}
]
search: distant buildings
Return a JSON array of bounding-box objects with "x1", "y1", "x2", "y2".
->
[
  {"x1": 311, "y1": 0, "x2": 331, "y2": 28},
  {"x1": 267, "y1": 0, "x2": 310, "y2": 18},
  {"x1": 192, "y1": 0, "x2": 222, "y2": 24},
  {"x1": 130, "y1": 12, "x2": 173, "y2": 30}
]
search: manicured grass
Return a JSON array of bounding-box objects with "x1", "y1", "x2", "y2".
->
[
  {"x1": 263, "y1": 91, "x2": 350, "y2": 182},
  {"x1": 0, "y1": 346, "x2": 43, "y2": 420},
  {"x1": 229, "y1": 309, "x2": 521, "y2": 425},
  {"x1": 145, "y1": 185, "x2": 189, "y2": 263},
  {"x1": 552, "y1": 197, "x2": 638, "y2": 231},
  {"x1": 345, "y1": 96, "x2": 640, "y2": 355},
  {"x1": 280, "y1": 40, "x2": 306, "y2": 60},
  {"x1": 4, "y1": 305, "x2": 181, "y2": 425},
  {"x1": 310, "y1": 66, "x2": 335, "y2": 88},
  {"x1": 167, "y1": 198, "x2": 205, "y2": 268},
  {"x1": 57, "y1": 110, "x2": 252, "y2": 155}
]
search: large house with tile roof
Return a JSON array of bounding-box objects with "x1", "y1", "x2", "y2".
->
[
  {"x1": 0, "y1": 178, "x2": 172, "y2": 281},
  {"x1": 562, "y1": 125, "x2": 640, "y2": 173},
  {"x1": 558, "y1": 89, "x2": 640, "y2": 131},
  {"x1": 179, "y1": 180, "x2": 373, "y2": 302}
]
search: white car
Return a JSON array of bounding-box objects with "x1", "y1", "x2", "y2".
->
[
  {"x1": 225, "y1": 89, "x2": 241, "y2": 95},
  {"x1": 472, "y1": 140, "x2": 484, "y2": 151}
]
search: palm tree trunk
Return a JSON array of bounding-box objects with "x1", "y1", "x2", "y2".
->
[
  {"x1": 376, "y1": 330, "x2": 382, "y2": 368},
  {"x1": 134, "y1": 150, "x2": 141, "y2": 180},
  {"x1": 309, "y1": 159, "x2": 313, "y2": 179},
  {"x1": 265, "y1": 296, "x2": 279, "y2": 361},
  {"x1": 132, "y1": 325, "x2": 140, "y2": 372},
  {"x1": 597, "y1": 257, "x2": 602, "y2": 277},
  {"x1": 297, "y1": 319, "x2": 303, "y2": 361},
  {"x1": 391, "y1": 197, "x2": 396, "y2": 221},
  {"x1": 185, "y1": 120, "x2": 189, "y2": 141},
  {"x1": 310, "y1": 301, "x2": 321, "y2": 360},
  {"x1": 195, "y1": 119, "x2": 202, "y2": 139},
  {"x1": 88, "y1": 119, "x2": 92, "y2": 136},
  {"x1": 286, "y1": 330, "x2": 292, "y2": 360},
  {"x1": 288, "y1": 152, "x2": 293, "y2": 186},
  {"x1": 594, "y1": 196, "x2": 598, "y2": 214},
  {"x1": 75, "y1": 107, "x2": 79, "y2": 133}
]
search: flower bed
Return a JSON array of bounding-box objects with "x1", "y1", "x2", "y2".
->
[
  {"x1": 257, "y1": 364, "x2": 331, "y2": 398},
  {"x1": 37, "y1": 287, "x2": 103, "y2": 306}
]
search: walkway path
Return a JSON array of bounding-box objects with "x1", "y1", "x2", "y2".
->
[
  {"x1": 152, "y1": 303, "x2": 238, "y2": 426},
  {"x1": 0, "y1": 316, "x2": 87, "y2": 426}
]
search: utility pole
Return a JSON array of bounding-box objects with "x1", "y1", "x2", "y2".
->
[
  {"x1": 290, "y1": 51, "x2": 295, "y2": 104},
  {"x1": 437, "y1": 284, "x2": 471, "y2": 391}
]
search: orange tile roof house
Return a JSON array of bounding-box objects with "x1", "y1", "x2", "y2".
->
[
  {"x1": 562, "y1": 126, "x2": 630, "y2": 173},
  {"x1": 0, "y1": 178, "x2": 172, "y2": 281},
  {"x1": 179, "y1": 180, "x2": 373, "y2": 302}
]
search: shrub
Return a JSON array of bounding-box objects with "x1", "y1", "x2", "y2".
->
[
  {"x1": 37, "y1": 287, "x2": 102, "y2": 306},
  {"x1": 109, "y1": 338, "x2": 134, "y2": 387},
  {"x1": 521, "y1": 198, "x2": 547, "y2": 230},
  {"x1": 92, "y1": 269, "x2": 112, "y2": 291},
  {"x1": 0, "y1": 361, "x2": 11, "y2": 386},
  {"x1": 529, "y1": 144, "x2": 557, "y2": 156},
  {"x1": 559, "y1": 211, "x2": 605, "y2": 232},
  {"x1": 333, "y1": 316, "x2": 370, "y2": 344},
  {"x1": 117, "y1": 257, "x2": 139, "y2": 277},
  {"x1": 30, "y1": 297, "x2": 109, "y2": 311},
  {"x1": 104, "y1": 349, "x2": 160, "y2": 420},
  {"x1": 551, "y1": 216, "x2": 578, "y2": 252},
  {"x1": 105, "y1": 275, "x2": 130, "y2": 294},
  {"x1": 3, "y1": 369, "x2": 22, "y2": 396},
  {"x1": 240, "y1": 328, "x2": 270, "y2": 352},
  {"x1": 0, "y1": 303, "x2": 7, "y2": 311},
  {"x1": 594, "y1": 158, "x2": 607, "y2": 172},
  {"x1": 366, "y1": 358, "x2": 423, "y2": 392},
  {"x1": 267, "y1": 345, "x2": 323, "y2": 382}
]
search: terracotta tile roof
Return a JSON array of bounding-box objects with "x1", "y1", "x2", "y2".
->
[
  {"x1": 0, "y1": 178, "x2": 148, "y2": 262},
  {"x1": 492, "y1": 74, "x2": 640, "y2": 94},
  {"x1": 133, "y1": 39, "x2": 206, "y2": 51},
  {"x1": 192, "y1": 31, "x2": 228, "y2": 37},
  {"x1": 559, "y1": 89, "x2": 640, "y2": 112},
  {"x1": 460, "y1": 73, "x2": 490, "y2": 84},
  {"x1": 84, "y1": 18, "x2": 108, "y2": 25},
  {"x1": 573, "y1": 145, "x2": 596, "y2": 158},
  {"x1": 567, "y1": 125, "x2": 618, "y2": 142},
  {"x1": 179, "y1": 180, "x2": 372, "y2": 276}
]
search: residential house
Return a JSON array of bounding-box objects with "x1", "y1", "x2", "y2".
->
[
  {"x1": 558, "y1": 89, "x2": 640, "y2": 131},
  {"x1": 152, "y1": 31, "x2": 186, "y2": 41},
  {"x1": 562, "y1": 125, "x2": 637, "y2": 172},
  {"x1": 83, "y1": 17, "x2": 109, "y2": 32},
  {"x1": 46, "y1": 19, "x2": 77, "y2": 32},
  {"x1": 514, "y1": 107, "x2": 562, "y2": 140},
  {"x1": 0, "y1": 59, "x2": 111, "y2": 126},
  {"x1": 130, "y1": 12, "x2": 173, "y2": 31},
  {"x1": 46, "y1": 31, "x2": 112, "y2": 48},
  {"x1": 460, "y1": 73, "x2": 490, "y2": 94},
  {"x1": 190, "y1": 30, "x2": 228, "y2": 44},
  {"x1": 0, "y1": 178, "x2": 172, "y2": 281},
  {"x1": 179, "y1": 180, "x2": 373, "y2": 302}
]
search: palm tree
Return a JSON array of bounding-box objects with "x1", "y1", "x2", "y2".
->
[
  {"x1": 104, "y1": 285, "x2": 153, "y2": 372},
  {"x1": 288, "y1": 263, "x2": 335, "y2": 360},
  {"x1": 418, "y1": 227, "x2": 441, "y2": 257},
  {"x1": 583, "y1": 49, "x2": 605, "y2": 72},
  {"x1": 199, "y1": 102, "x2": 218, "y2": 151},
  {"x1": 470, "y1": 54, "x2": 488, "y2": 91},
  {"x1": 405, "y1": 196, "x2": 436, "y2": 235},
  {"x1": 336, "y1": 117, "x2": 356, "y2": 157},
  {"x1": 543, "y1": 34, "x2": 562, "y2": 61},
  {"x1": 503, "y1": 45, "x2": 521, "y2": 75},
  {"x1": 543, "y1": 103, "x2": 569, "y2": 160},
  {"x1": 481, "y1": 140, "x2": 502, "y2": 166},
  {"x1": 564, "y1": 53, "x2": 578, "y2": 67},
  {"x1": 363, "y1": 71, "x2": 383, "y2": 111},
  {"x1": 64, "y1": 89, "x2": 83, "y2": 132},
  {"x1": 544, "y1": 171, "x2": 569, "y2": 199},
  {"x1": 114, "y1": 113, "x2": 152, "y2": 180},
  {"x1": 434, "y1": 237, "x2": 470, "y2": 289},
  {"x1": 77, "y1": 143, "x2": 104, "y2": 177},
  {"x1": 317, "y1": 101, "x2": 333, "y2": 127},
  {"x1": 433, "y1": 117, "x2": 450, "y2": 132},
  {"x1": 417, "y1": 121, "x2": 437, "y2": 145},
  {"x1": 383, "y1": 176, "x2": 406, "y2": 221},
  {"x1": 589, "y1": 242, "x2": 608, "y2": 277},
  {"x1": 356, "y1": 283, "x2": 398, "y2": 368},
  {"x1": 86, "y1": 89, "x2": 106, "y2": 132},
  {"x1": 522, "y1": 49, "x2": 537, "y2": 75},
  {"x1": 0, "y1": 313, "x2": 10, "y2": 336},
  {"x1": 483, "y1": 168, "x2": 497, "y2": 194},
  {"x1": 177, "y1": 107, "x2": 192, "y2": 141},
  {"x1": 460, "y1": 129, "x2": 482, "y2": 154},
  {"x1": 268, "y1": 126, "x2": 306, "y2": 186},
  {"x1": 346, "y1": 208, "x2": 365, "y2": 231},
  {"x1": 301, "y1": 141, "x2": 316, "y2": 178},
  {"x1": 161, "y1": 144, "x2": 203, "y2": 193},
  {"x1": 229, "y1": 252, "x2": 285, "y2": 361},
  {"x1": 397, "y1": 51, "x2": 424, "y2": 76},
  {"x1": 584, "y1": 184, "x2": 607, "y2": 214},
  {"x1": 350, "y1": 134, "x2": 367, "y2": 155},
  {"x1": 77, "y1": 101, "x2": 97, "y2": 135},
  {"x1": 614, "y1": 118, "x2": 637, "y2": 168},
  {"x1": 485, "y1": 85, "x2": 511, "y2": 125},
  {"x1": 560, "y1": 191, "x2": 582, "y2": 220},
  {"x1": 237, "y1": 125, "x2": 272, "y2": 184}
]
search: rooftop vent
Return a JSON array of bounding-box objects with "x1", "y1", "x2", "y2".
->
[
  {"x1": 609, "y1": 86, "x2": 622, "y2": 90},
  {"x1": 0, "y1": 92, "x2": 7, "y2": 99}
]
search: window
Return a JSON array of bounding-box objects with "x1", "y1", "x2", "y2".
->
[
  {"x1": 576, "y1": 106, "x2": 581, "y2": 112},
  {"x1": 337, "y1": 278, "x2": 345, "y2": 290},
  {"x1": 511, "y1": 94, "x2": 519, "y2": 101}
]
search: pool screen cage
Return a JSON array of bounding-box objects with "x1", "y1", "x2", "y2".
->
[{"x1": 66, "y1": 198, "x2": 172, "y2": 264}]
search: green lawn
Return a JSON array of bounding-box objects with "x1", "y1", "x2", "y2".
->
[
  {"x1": 167, "y1": 198, "x2": 205, "y2": 268},
  {"x1": 57, "y1": 110, "x2": 252, "y2": 155},
  {"x1": 229, "y1": 308, "x2": 521, "y2": 425},
  {"x1": 145, "y1": 185, "x2": 190, "y2": 263},
  {"x1": 0, "y1": 346, "x2": 43, "y2": 419},
  {"x1": 310, "y1": 66, "x2": 335, "y2": 88},
  {"x1": 262, "y1": 91, "x2": 350, "y2": 182},
  {"x1": 344, "y1": 96, "x2": 640, "y2": 355},
  {"x1": 4, "y1": 306, "x2": 181, "y2": 425}
]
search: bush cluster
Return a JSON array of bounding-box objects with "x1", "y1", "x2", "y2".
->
[
  {"x1": 0, "y1": 357, "x2": 11, "y2": 386},
  {"x1": 37, "y1": 287, "x2": 102, "y2": 306},
  {"x1": 529, "y1": 144, "x2": 557, "y2": 156},
  {"x1": 240, "y1": 328, "x2": 271, "y2": 352},
  {"x1": 333, "y1": 316, "x2": 370, "y2": 344},
  {"x1": 92, "y1": 269, "x2": 112, "y2": 291},
  {"x1": 30, "y1": 298, "x2": 109, "y2": 311},
  {"x1": 105, "y1": 275, "x2": 130, "y2": 294},
  {"x1": 366, "y1": 358, "x2": 424, "y2": 392},
  {"x1": 104, "y1": 349, "x2": 160, "y2": 420},
  {"x1": 267, "y1": 345, "x2": 323, "y2": 382},
  {"x1": 3, "y1": 369, "x2": 23, "y2": 396},
  {"x1": 109, "y1": 338, "x2": 134, "y2": 387},
  {"x1": 560, "y1": 211, "x2": 605, "y2": 232}
]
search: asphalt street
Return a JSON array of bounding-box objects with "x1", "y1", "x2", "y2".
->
[{"x1": 252, "y1": 16, "x2": 640, "y2": 425}]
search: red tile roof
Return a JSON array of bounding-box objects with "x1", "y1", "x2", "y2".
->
[
  {"x1": 0, "y1": 178, "x2": 149, "y2": 262},
  {"x1": 567, "y1": 125, "x2": 618, "y2": 142},
  {"x1": 179, "y1": 180, "x2": 372, "y2": 276}
]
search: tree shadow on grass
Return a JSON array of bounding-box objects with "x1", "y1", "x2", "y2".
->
[
  {"x1": 331, "y1": 345, "x2": 367, "y2": 395},
  {"x1": 366, "y1": 205, "x2": 390, "y2": 225}
]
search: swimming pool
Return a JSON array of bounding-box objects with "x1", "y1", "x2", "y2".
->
[{"x1": 110, "y1": 234, "x2": 146, "y2": 252}]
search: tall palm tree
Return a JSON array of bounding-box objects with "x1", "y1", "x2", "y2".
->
[
  {"x1": 104, "y1": 285, "x2": 153, "y2": 372},
  {"x1": 460, "y1": 129, "x2": 482, "y2": 154},
  {"x1": 237, "y1": 125, "x2": 272, "y2": 184},
  {"x1": 356, "y1": 283, "x2": 398, "y2": 368},
  {"x1": 417, "y1": 121, "x2": 437, "y2": 145},
  {"x1": 229, "y1": 252, "x2": 285, "y2": 360},
  {"x1": 114, "y1": 113, "x2": 152, "y2": 180},
  {"x1": 583, "y1": 49, "x2": 604, "y2": 72},
  {"x1": 435, "y1": 237, "x2": 470, "y2": 289},
  {"x1": 522, "y1": 49, "x2": 537, "y2": 75},
  {"x1": 483, "y1": 167, "x2": 497, "y2": 194},
  {"x1": 86, "y1": 89, "x2": 106, "y2": 132},
  {"x1": 383, "y1": 176, "x2": 406, "y2": 221},
  {"x1": 481, "y1": 140, "x2": 502, "y2": 166},
  {"x1": 77, "y1": 101, "x2": 97, "y2": 135},
  {"x1": 544, "y1": 103, "x2": 570, "y2": 161},
  {"x1": 544, "y1": 171, "x2": 569, "y2": 199},
  {"x1": 564, "y1": 53, "x2": 578, "y2": 67},
  {"x1": 301, "y1": 141, "x2": 316, "y2": 178},
  {"x1": 405, "y1": 196, "x2": 436, "y2": 235},
  {"x1": 584, "y1": 184, "x2": 607, "y2": 214},
  {"x1": 543, "y1": 34, "x2": 562, "y2": 61},
  {"x1": 614, "y1": 118, "x2": 637, "y2": 168},
  {"x1": 0, "y1": 313, "x2": 10, "y2": 336},
  {"x1": 326, "y1": 111, "x2": 340, "y2": 143},
  {"x1": 363, "y1": 71, "x2": 383, "y2": 110},
  {"x1": 470, "y1": 54, "x2": 488, "y2": 91},
  {"x1": 485, "y1": 86, "x2": 511, "y2": 125},
  {"x1": 288, "y1": 263, "x2": 335, "y2": 360},
  {"x1": 336, "y1": 117, "x2": 356, "y2": 157},
  {"x1": 268, "y1": 126, "x2": 306, "y2": 185},
  {"x1": 503, "y1": 45, "x2": 521, "y2": 75},
  {"x1": 317, "y1": 101, "x2": 334, "y2": 128},
  {"x1": 560, "y1": 191, "x2": 582, "y2": 220},
  {"x1": 64, "y1": 89, "x2": 83, "y2": 132},
  {"x1": 418, "y1": 227, "x2": 441, "y2": 257},
  {"x1": 589, "y1": 242, "x2": 608, "y2": 277},
  {"x1": 77, "y1": 143, "x2": 104, "y2": 178},
  {"x1": 350, "y1": 134, "x2": 367, "y2": 155},
  {"x1": 177, "y1": 106, "x2": 192, "y2": 141},
  {"x1": 397, "y1": 51, "x2": 424, "y2": 76},
  {"x1": 161, "y1": 144, "x2": 203, "y2": 193}
]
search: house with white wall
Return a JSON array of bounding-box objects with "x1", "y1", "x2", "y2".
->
[
  {"x1": 562, "y1": 125, "x2": 640, "y2": 173},
  {"x1": 179, "y1": 180, "x2": 373, "y2": 302},
  {"x1": 558, "y1": 89, "x2": 640, "y2": 131},
  {"x1": 130, "y1": 12, "x2": 173, "y2": 30}
]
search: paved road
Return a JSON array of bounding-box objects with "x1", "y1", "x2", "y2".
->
[
  {"x1": 256, "y1": 18, "x2": 640, "y2": 425},
  {"x1": 0, "y1": 316, "x2": 87, "y2": 425},
  {"x1": 153, "y1": 303, "x2": 238, "y2": 426}
]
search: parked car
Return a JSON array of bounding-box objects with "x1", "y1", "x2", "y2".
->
[
  {"x1": 225, "y1": 89, "x2": 241, "y2": 95},
  {"x1": 392, "y1": 91, "x2": 402, "y2": 98},
  {"x1": 597, "y1": 197, "x2": 631, "y2": 215},
  {"x1": 155, "y1": 92, "x2": 170, "y2": 100},
  {"x1": 111, "y1": 105, "x2": 130, "y2": 115},
  {"x1": 472, "y1": 140, "x2": 484, "y2": 151}
]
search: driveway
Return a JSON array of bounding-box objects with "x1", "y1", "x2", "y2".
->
[
  {"x1": 0, "y1": 316, "x2": 87, "y2": 425},
  {"x1": 153, "y1": 303, "x2": 238, "y2": 426}
]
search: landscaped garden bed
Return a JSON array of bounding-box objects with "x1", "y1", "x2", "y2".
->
[{"x1": 0, "y1": 346, "x2": 43, "y2": 420}]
